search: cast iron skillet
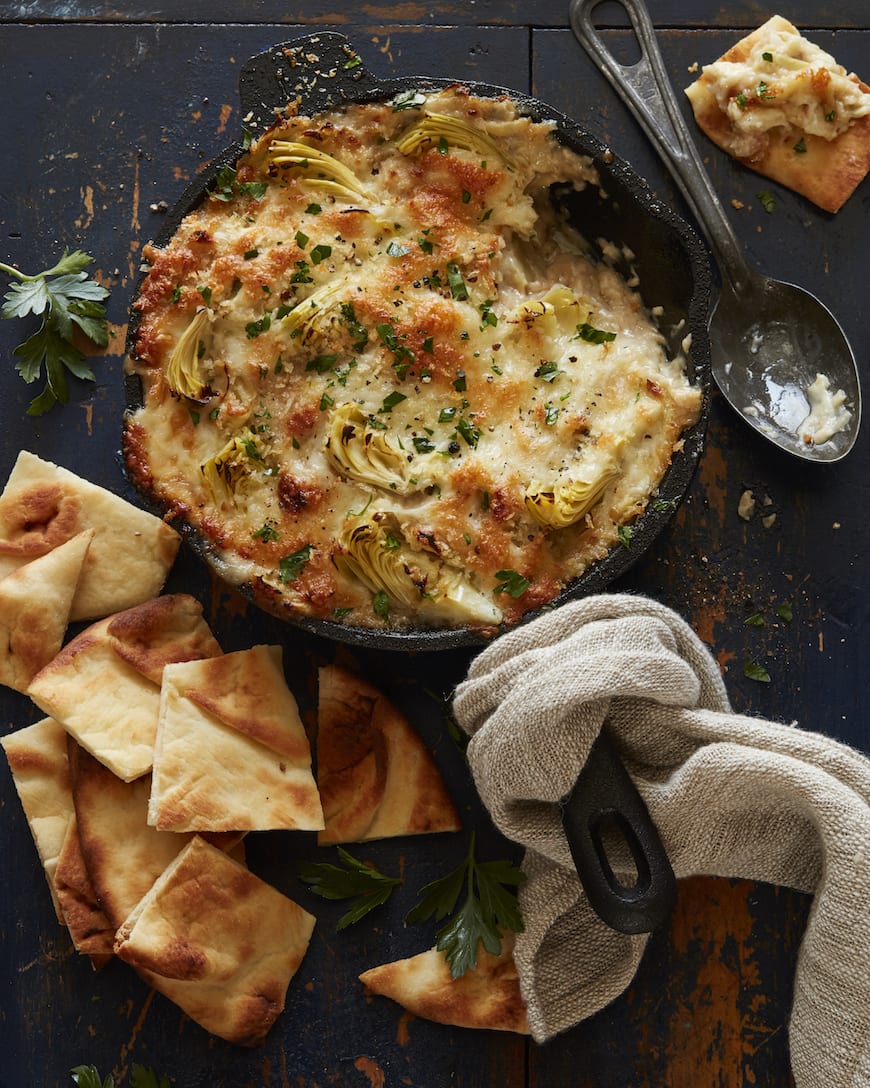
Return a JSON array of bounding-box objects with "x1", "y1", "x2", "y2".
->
[
  {"x1": 125, "y1": 33, "x2": 696, "y2": 931},
  {"x1": 124, "y1": 32, "x2": 713, "y2": 655}
]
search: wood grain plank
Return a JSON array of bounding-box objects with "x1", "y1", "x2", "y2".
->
[{"x1": 0, "y1": 0, "x2": 868, "y2": 29}]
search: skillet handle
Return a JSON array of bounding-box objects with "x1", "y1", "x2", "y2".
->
[{"x1": 561, "y1": 730, "x2": 676, "y2": 933}]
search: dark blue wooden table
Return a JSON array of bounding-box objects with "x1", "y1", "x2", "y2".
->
[{"x1": 0, "y1": 3, "x2": 867, "y2": 1086}]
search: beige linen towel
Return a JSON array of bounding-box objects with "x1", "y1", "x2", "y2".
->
[{"x1": 452, "y1": 593, "x2": 870, "y2": 1088}]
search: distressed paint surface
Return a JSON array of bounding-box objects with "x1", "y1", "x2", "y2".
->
[{"x1": 0, "y1": 7, "x2": 867, "y2": 1088}]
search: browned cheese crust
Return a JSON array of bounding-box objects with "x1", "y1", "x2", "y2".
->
[{"x1": 125, "y1": 89, "x2": 701, "y2": 633}]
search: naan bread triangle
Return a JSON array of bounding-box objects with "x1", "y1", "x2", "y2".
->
[
  {"x1": 148, "y1": 646, "x2": 323, "y2": 833},
  {"x1": 53, "y1": 817, "x2": 116, "y2": 969},
  {"x1": 114, "y1": 835, "x2": 316, "y2": 1047},
  {"x1": 27, "y1": 594, "x2": 222, "y2": 781},
  {"x1": 317, "y1": 664, "x2": 461, "y2": 844},
  {"x1": 0, "y1": 529, "x2": 92, "y2": 692},
  {"x1": 359, "y1": 933, "x2": 529, "y2": 1034},
  {"x1": 0, "y1": 450, "x2": 179, "y2": 620},
  {"x1": 70, "y1": 741, "x2": 241, "y2": 930},
  {"x1": 1, "y1": 716, "x2": 75, "y2": 919}
]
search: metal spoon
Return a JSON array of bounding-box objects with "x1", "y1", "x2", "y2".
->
[{"x1": 569, "y1": 0, "x2": 861, "y2": 463}]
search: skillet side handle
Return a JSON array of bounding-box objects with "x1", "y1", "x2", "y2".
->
[
  {"x1": 561, "y1": 730, "x2": 676, "y2": 933},
  {"x1": 238, "y1": 32, "x2": 384, "y2": 134}
]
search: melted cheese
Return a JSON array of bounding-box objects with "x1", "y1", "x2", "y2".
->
[{"x1": 124, "y1": 90, "x2": 702, "y2": 632}]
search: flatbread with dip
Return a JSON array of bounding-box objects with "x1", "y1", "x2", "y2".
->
[
  {"x1": 148, "y1": 645, "x2": 323, "y2": 833},
  {"x1": 316, "y1": 664, "x2": 461, "y2": 844},
  {"x1": 359, "y1": 933, "x2": 529, "y2": 1034},
  {"x1": 0, "y1": 450, "x2": 180, "y2": 621},
  {"x1": 685, "y1": 15, "x2": 870, "y2": 212},
  {"x1": 114, "y1": 835, "x2": 316, "y2": 1046},
  {"x1": 27, "y1": 594, "x2": 222, "y2": 781},
  {"x1": 0, "y1": 529, "x2": 92, "y2": 692}
]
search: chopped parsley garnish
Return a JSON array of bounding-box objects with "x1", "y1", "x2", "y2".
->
[
  {"x1": 455, "y1": 416, "x2": 481, "y2": 447},
  {"x1": 446, "y1": 263, "x2": 469, "y2": 301},
  {"x1": 744, "y1": 612, "x2": 766, "y2": 627},
  {"x1": 380, "y1": 390, "x2": 407, "y2": 413},
  {"x1": 544, "y1": 403, "x2": 559, "y2": 425},
  {"x1": 418, "y1": 234, "x2": 436, "y2": 255},
  {"x1": 762, "y1": 50, "x2": 773, "y2": 62},
  {"x1": 478, "y1": 300, "x2": 497, "y2": 328},
  {"x1": 306, "y1": 352, "x2": 339, "y2": 373},
  {"x1": 278, "y1": 543, "x2": 313, "y2": 582},
  {"x1": 373, "y1": 589, "x2": 391, "y2": 621},
  {"x1": 744, "y1": 660, "x2": 771, "y2": 683},
  {"x1": 437, "y1": 136, "x2": 449, "y2": 156},
  {"x1": 386, "y1": 240, "x2": 412, "y2": 257},
  {"x1": 305, "y1": 202, "x2": 322, "y2": 214},
  {"x1": 793, "y1": 137, "x2": 807, "y2": 153},
  {"x1": 319, "y1": 391, "x2": 334, "y2": 410},
  {"x1": 392, "y1": 89, "x2": 427, "y2": 111},
  {"x1": 291, "y1": 260, "x2": 313, "y2": 284},
  {"x1": 534, "y1": 360, "x2": 563, "y2": 382},
  {"x1": 310, "y1": 243, "x2": 332, "y2": 265},
  {"x1": 253, "y1": 520, "x2": 281, "y2": 542},
  {"x1": 776, "y1": 602, "x2": 793, "y2": 623},
  {"x1": 245, "y1": 312, "x2": 271, "y2": 339},
  {"x1": 452, "y1": 371, "x2": 467, "y2": 392},
  {"x1": 493, "y1": 569, "x2": 529, "y2": 597},
  {"x1": 295, "y1": 230, "x2": 309, "y2": 248},
  {"x1": 757, "y1": 190, "x2": 776, "y2": 213},
  {"x1": 412, "y1": 436, "x2": 435, "y2": 453},
  {"x1": 574, "y1": 321, "x2": 616, "y2": 344},
  {"x1": 243, "y1": 248, "x2": 259, "y2": 260},
  {"x1": 439, "y1": 406, "x2": 457, "y2": 423},
  {"x1": 617, "y1": 524, "x2": 634, "y2": 548},
  {"x1": 197, "y1": 285, "x2": 212, "y2": 305}
]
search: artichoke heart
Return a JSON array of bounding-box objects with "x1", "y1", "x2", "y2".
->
[
  {"x1": 338, "y1": 515, "x2": 503, "y2": 625},
  {"x1": 266, "y1": 140, "x2": 370, "y2": 202},
  {"x1": 325, "y1": 403, "x2": 438, "y2": 494},
  {"x1": 525, "y1": 447, "x2": 622, "y2": 530},
  {"x1": 166, "y1": 308, "x2": 212, "y2": 401},
  {"x1": 394, "y1": 112, "x2": 507, "y2": 165},
  {"x1": 200, "y1": 430, "x2": 264, "y2": 504},
  {"x1": 512, "y1": 284, "x2": 590, "y2": 339},
  {"x1": 281, "y1": 281, "x2": 345, "y2": 343}
]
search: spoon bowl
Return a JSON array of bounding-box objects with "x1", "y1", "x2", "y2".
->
[{"x1": 570, "y1": 0, "x2": 861, "y2": 462}]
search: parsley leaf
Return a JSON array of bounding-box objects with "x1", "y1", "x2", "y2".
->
[
  {"x1": 278, "y1": 543, "x2": 313, "y2": 582},
  {"x1": 1, "y1": 249, "x2": 110, "y2": 414},
  {"x1": 70, "y1": 1067, "x2": 114, "y2": 1088},
  {"x1": 744, "y1": 660, "x2": 771, "y2": 683},
  {"x1": 130, "y1": 1066, "x2": 172, "y2": 1088},
  {"x1": 574, "y1": 321, "x2": 616, "y2": 345},
  {"x1": 299, "y1": 848, "x2": 402, "y2": 929},
  {"x1": 405, "y1": 832, "x2": 525, "y2": 978},
  {"x1": 493, "y1": 568, "x2": 529, "y2": 597}
]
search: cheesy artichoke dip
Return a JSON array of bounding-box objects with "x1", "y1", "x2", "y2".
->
[{"x1": 123, "y1": 88, "x2": 702, "y2": 633}]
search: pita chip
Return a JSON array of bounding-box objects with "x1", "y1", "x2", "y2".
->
[
  {"x1": 28, "y1": 594, "x2": 222, "y2": 780},
  {"x1": 69, "y1": 741, "x2": 240, "y2": 931},
  {"x1": 114, "y1": 835, "x2": 316, "y2": 1046},
  {"x1": 53, "y1": 817, "x2": 116, "y2": 968},
  {"x1": 316, "y1": 664, "x2": 461, "y2": 845},
  {"x1": 0, "y1": 450, "x2": 179, "y2": 620},
  {"x1": 148, "y1": 646, "x2": 323, "y2": 833},
  {"x1": 359, "y1": 933, "x2": 529, "y2": 1034},
  {"x1": 0, "y1": 529, "x2": 92, "y2": 692},
  {"x1": 1, "y1": 716, "x2": 75, "y2": 918}
]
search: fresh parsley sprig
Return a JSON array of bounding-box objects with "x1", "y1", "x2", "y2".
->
[
  {"x1": 0, "y1": 248, "x2": 110, "y2": 415},
  {"x1": 299, "y1": 847, "x2": 402, "y2": 929},
  {"x1": 70, "y1": 1064, "x2": 170, "y2": 1088},
  {"x1": 404, "y1": 831, "x2": 525, "y2": 978}
]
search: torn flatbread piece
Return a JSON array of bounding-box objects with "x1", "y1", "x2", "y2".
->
[
  {"x1": 53, "y1": 817, "x2": 115, "y2": 968},
  {"x1": 69, "y1": 741, "x2": 241, "y2": 930},
  {"x1": 27, "y1": 594, "x2": 222, "y2": 781},
  {"x1": 148, "y1": 646, "x2": 323, "y2": 833},
  {"x1": 317, "y1": 664, "x2": 461, "y2": 845},
  {"x1": 0, "y1": 529, "x2": 92, "y2": 692},
  {"x1": 685, "y1": 14, "x2": 870, "y2": 212},
  {"x1": 359, "y1": 933, "x2": 529, "y2": 1034},
  {"x1": 1, "y1": 716, "x2": 75, "y2": 918},
  {"x1": 0, "y1": 450, "x2": 180, "y2": 620},
  {"x1": 114, "y1": 835, "x2": 316, "y2": 1046}
]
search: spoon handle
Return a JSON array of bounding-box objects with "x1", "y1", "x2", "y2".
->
[{"x1": 569, "y1": 0, "x2": 751, "y2": 294}]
